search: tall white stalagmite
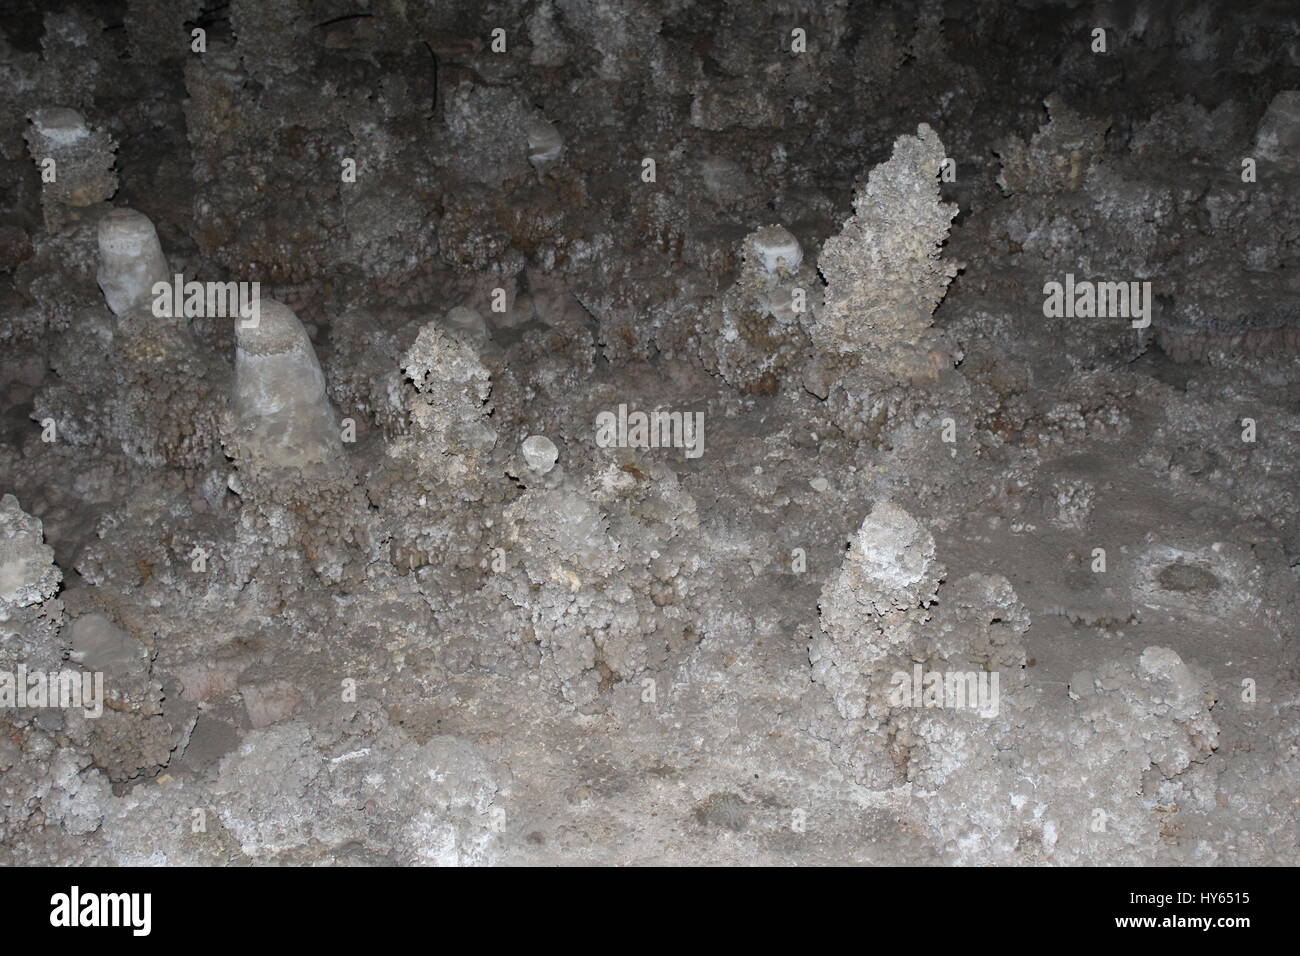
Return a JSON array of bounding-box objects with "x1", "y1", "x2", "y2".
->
[
  {"x1": 96, "y1": 208, "x2": 170, "y2": 317},
  {"x1": 233, "y1": 299, "x2": 341, "y2": 471}
]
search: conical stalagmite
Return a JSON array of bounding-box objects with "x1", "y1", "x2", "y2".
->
[
  {"x1": 232, "y1": 299, "x2": 341, "y2": 471},
  {"x1": 96, "y1": 208, "x2": 170, "y2": 317}
]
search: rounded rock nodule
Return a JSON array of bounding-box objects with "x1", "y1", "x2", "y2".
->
[{"x1": 521, "y1": 435, "x2": 559, "y2": 474}]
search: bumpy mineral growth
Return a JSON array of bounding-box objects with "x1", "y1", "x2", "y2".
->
[
  {"x1": 0, "y1": 0, "x2": 1295, "y2": 873},
  {"x1": 0, "y1": 494, "x2": 60, "y2": 611},
  {"x1": 24, "y1": 108, "x2": 118, "y2": 225},
  {"x1": 813, "y1": 124, "x2": 959, "y2": 378},
  {"x1": 0, "y1": 495, "x2": 64, "y2": 676}
]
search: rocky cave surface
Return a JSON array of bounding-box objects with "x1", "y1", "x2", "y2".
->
[{"x1": 0, "y1": 0, "x2": 1297, "y2": 865}]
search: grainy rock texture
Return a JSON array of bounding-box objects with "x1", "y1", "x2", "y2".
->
[{"x1": 0, "y1": 0, "x2": 1295, "y2": 868}]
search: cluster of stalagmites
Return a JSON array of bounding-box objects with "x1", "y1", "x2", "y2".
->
[
  {"x1": 697, "y1": 123, "x2": 961, "y2": 425},
  {"x1": 88, "y1": 203, "x2": 360, "y2": 493},
  {"x1": 808, "y1": 500, "x2": 1221, "y2": 863},
  {"x1": 17, "y1": 6, "x2": 975, "y2": 456},
  {"x1": 14, "y1": 107, "x2": 978, "y2": 719},
  {"x1": 21, "y1": 193, "x2": 376, "y2": 584}
]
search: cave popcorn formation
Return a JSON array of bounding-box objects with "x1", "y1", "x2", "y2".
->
[{"x1": 0, "y1": 0, "x2": 1295, "y2": 868}]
